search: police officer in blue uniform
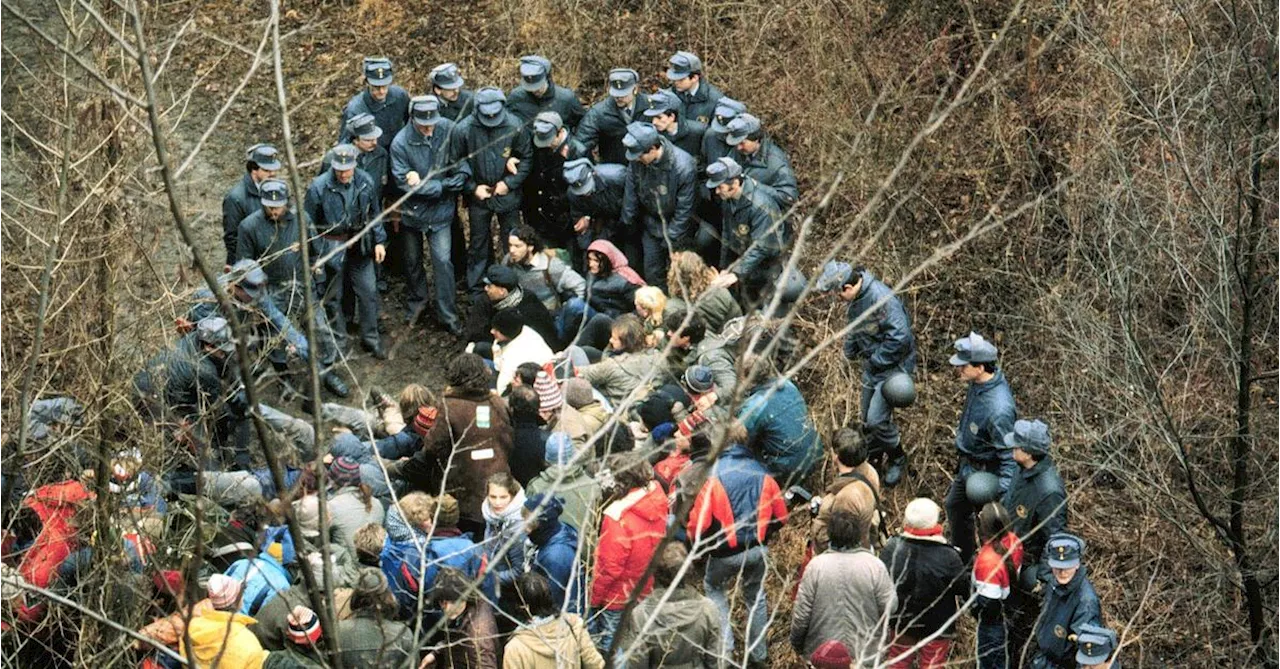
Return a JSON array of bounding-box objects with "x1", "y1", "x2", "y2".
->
[
  {"x1": 946, "y1": 331, "x2": 1018, "y2": 562},
  {"x1": 564, "y1": 158, "x2": 626, "y2": 269},
  {"x1": 575, "y1": 68, "x2": 652, "y2": 165},
  {"x1": 339, "y1": 57, "x2": 409, "y2": 151},
  {"x1": 525, "y1": 111, "x2": 587, "y2": 251},
  {"x1": 664, "y1": 51, "x2": 724, "y2": 126},
  {"x1": 1033, "y1": 534, "x2": 1103, "y2": 669},
  {"x1": 695, "y1": 98, "x2": 747, "y2": 264},
  {"x1": 222, "y1": 143, "x2": 280, "y2": 266},
  {"x1": 619, "y1": 122, "x2": 697, "y2": 291},
  {"x1": 706, "y1": 157, "x2": 788, "y2": 309},
  {"x1": 506, "y1": 55, "x2": 585, "y2": 130},
  {"x1": 1074, "y1": 624, "x2": 1120, "y2": 668},
  {"x1": 645, "y1": 89, "x2": 708, "y2": 168},
  {"x1": 725, "y1": 113, "x2": 799, "y2": 209},
  {"x1": 429, "y1": 63, "x2": 474, "y2": 281}
]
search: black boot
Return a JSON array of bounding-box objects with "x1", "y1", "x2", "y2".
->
[
  {"x1": 883, "y1": 447, "x2": 908, "y2": 488},
  {"x1": 323, "y1": 371, "x2": 350, "y2": 398}
]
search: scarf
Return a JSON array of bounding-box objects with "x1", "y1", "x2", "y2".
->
[{"x1": 496, "y1": 287, "x2": 524, "y2": 311}]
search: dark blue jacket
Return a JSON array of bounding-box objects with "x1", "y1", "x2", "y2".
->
[
  {"x1": 585, "y1": 273, "x2": 639, "y2": 317},
  {"x1": 506, "y1": 82, "x2": 585, "y2": 130},
  {"x1": 132, "y1": 334, "x2": 224, "y2": 422},
  {"x1": 664, "y1": 119, "x2": 708, "y2": 170},
  {"x1": 374, "y1": 425, "x2": 421, "y2": 460},
  {"x1": 222, "y1": 174, "x2": 262, "y2": 265},
  {"x1": 1034, "y1": 567, "x2": 1102, "y2": 667},
  {"x1": 236, "y1": 208, "x2": 318, "y2": 290},
  {"x1": 720, "y1": 178, "x2": 786, "y2": 281},
  {"x1": 1005, "y1": 457, "x2": 1068, "y2": 587},
  {"x1": 842, "y1": 270, "x2": 917, "y2": 375},
  {"x1": 303, "y1": 169, "x2": 386, "y2": 260},
  {"x1": 956, "y1": 369, "x2": 1018, "y2": 491},
  {"x1": 734, "y1": 138, "x2": 798, "y2": 207},
  {"x1": 567, "y1": 163, "x2": 626, "y2": 232},
  {"x1": 390, "y1": 120, "x2": 467, "y2": 229},
  {"x1": 528, "y1": 519, "x2": 585, "y2": 614},
  {"x1": 322, "y1": 144, "x2": 393, "y2": 204},
  {"x1": 339, "y1": 86, "x2": 410, "y2": 150},
  {"x1": 575, "y1": 94, "x2": 653, "y2": 165},
  {"x1": 453, "y1": 112, "x2": 533, "y2": 214},
  {"x1": 187, "y1": 288, "x2": 309, "y2": 362},
  {"x1": 737, "y1": 379, "x2": 823, "y2": 484},
  {"x1": 381, "y1": 529, "x2": 494, "y2": 620},
  {"x1": 437, "y1": 88, "x2": 474, "y2": 122},
  {"x1": 666, "y1": 81, "x2": 725, "y2": 126},
  {"x1": 621, "y1": 138, "x2": 698, "y2": 242}
]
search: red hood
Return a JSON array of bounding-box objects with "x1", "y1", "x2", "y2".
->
[
  {"x1": 26, "y1": 480, "x2": 93, "y2": 522},
  {"x1": 587, "y1": 239, "x2": 645, "y2": 286}
]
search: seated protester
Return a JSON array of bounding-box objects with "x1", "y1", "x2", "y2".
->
[
  {"x1": 323, "y1": 383, "x2": 424, "y2": 443},
  {"x1": 613, "y1": 542, "x2": 723, "y2": 669},
  {"x1": 579, "y1": 314, "x2": 675, "y2": 409},
  {"x1": 809, "y1": 641, "x2": 856, "y2": 669},
  {"x1": 183, "y1": 574, "x2": 270, "y2": 667},
  {"x1": 262, "y1": 605, "x2": 326, "y2": 668},
  {"x1": 290, "y1": 468, "x2": 325, "y2": 546},
  {"x1": 504, "y1": 572, "x2": 604, "y2": 669},
  {"x1": 465, "y1": 264, "x2": 561, "y2": 351},
  {"x1": 351, "y1": 523, "x2": 386, "y2": 568},
  {"x1": 503, "y1": 224, "x2": 586, "y2": 314},
  {"x1": 664, "y1": 251, "x2": 741, "y2": 336},
  {"x1": 328, "y1": 433, "x2": 396, "y2": 505},
  {"x1": 225, "y1": 530, "x2": 294, "y2": 616},
  {"x1": 563, "y1": 238, "x2": 643, "y2": 346},
  {"x1": 380, "y1": 493, "x2": 492, "y2": 620},
  {"x1": 386, "y1": 354, "x2": 514, "y2": 537},
  {"x1": 481, "y1": 472, "x2": 528, "y2": 603},
  {"x1": 677, "y1": 364, "x2": 726, "y2": 429},
  {"x1": 973, "y1": 502, "x2": 1025, "y2": 669},
  {"x1": 337, "y1": 568, "x2": 416, "y2": 667},
  {"x1": 811, "y1": 428, "x2": 884, "y2": 553},
  {"x1": 634, "y1": 383, "x2": 692, "y2": 461},
  {"x1": 686, "y1": 427, "x2": 789, "y2": 666},
  {"x1": 522, "y1": 493, "x2": 588, "y2": 614},
  {"x1": 535, "y1": 370, "x2": 590, "y2": 448},
  {"x1": 661, "y1": 309, "x2": 708, "y2": 375},
  {"x1": 879, "y1": 498, "x2": 967, "y2": 669},
  {"x1": 634, "y1": 286, "x2": 668, "y2": 350},
  {"x1": 526, "y1": 433, "x2": 603, "y2": 545},
  {"x1": 326, "y1": 456, "x2": 385, "y2": 553},
  {"x1": 11, "y1": 479, "x2": 93, "y2": 624},
  {"x1": 251, "y1": 586, "x2": 315, "y2": 652},
  {"x1": 589, "y1": 453, "x2": 670, "y2": 651},
  {"x1": 676, "y1": 312, "x2": 743, "y2": 400},
  {"x1": 203, "y1": 499, "x2": 264, "y2": 574},
  {"x1": 563, "y1": 377, "x2": 610, "y2": 438},
  {"x1": 492, "y1": 309, "x2": 556, "y2": 395},
  {"x1": 425, "y1": 567, "x2": 500, "y2": 669},
  {"x1": 509, "y1": 385, "x2": 549, "y2": 486},
  {"x1": 1032, "y1": 533, "x2": 1103, "y2": 669},
  {"x1": 736, "y1": 337, "x2": 823, "y2": 485}
]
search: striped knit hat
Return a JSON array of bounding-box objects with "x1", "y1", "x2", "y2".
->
[
  {"x1": 412, "y1": 406, "x2": 439, "y2": 436},
  {"x1": 207, "y1": 574, "x2": 243, "y2": 610},
  {"x1": 534, "y1": 371, "x2": 563, "y2": 412},
  {"x1": 328, "y1": 456, "x2": 362, "y2": 488},
  {"x1": 286, "y1": 605, "x2": 322, "y2": 646}
]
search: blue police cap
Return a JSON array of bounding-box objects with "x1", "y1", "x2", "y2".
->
[
  {"x1": 666, "y1": 51, "x2": 703, "y2": 80},
  {"x1": 430, "y1": 63, "x2": 464, "y2": 90},
  {"x1": 196, "y1": 316, "x2": 236, "y2": 353},
  {"x1": 1005, "y1": 419, "x2": 1051, "y2": 456},
  {"x1": 1046, "y1": 532, "x2": 1085, "y2": 569},
  {"x1": 363, "y1": 57, "x2": 394, "y2": 86},
  {"x1": 644, "y1": 89, "x2": 681, "y2": 118},
  {"x1": 1075, "y1": 624, "x2": 1119, "y2": 666},
  {"x1": 563, "y1": 158, "x2": 596, "y2": 196},
  {"x1": 608, "y1": 68, "x2": 639, "y2": 97},
  {"x1": 532, "y1": 111, "x2": 564, "y2": 148},
  {"x1": 725, "y1": 113, "x2": 762, "y2": 146},
  {"x1": 346, "y1": 112, "x2": 382, "y2": 141},
  {"x1": 228, "y1": 259, "x2": 269, "y2": 299},
  {"x1": 259, "y1": 179, "x2": 290, "y2": 207},
  {"x1": 949, "y1": 331, "x2": 999, "y2": 365},
  {"x1": 474, "y1": 87, "x2": 507, "y2": 127},
  {"x1": 815, "y1": 261, "x2": 856, "y2": 293},
  {"x1": 519, "y1": 55, "x2": 551, "y2": 91},
  {"x1": 246, "y1": 143, "x2": 282, "y2": 171},
  {"x1": 622, "y1": 121, "x2": 661, "y2": 161},
  {"x1": 329, "y1": 143, "x2": 359, "y2": 171},
  {"x1": 711, "y1": 98, "x2": 747, "y2": 133},
  {"x1": 704, "y1": 157, "x2": 743, "y2": 189},
  {"x1": 410, "y1": 95, "x2": 441, "y2": 126}
]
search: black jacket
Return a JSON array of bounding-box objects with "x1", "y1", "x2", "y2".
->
[
  {"x1": 506, "y1": 81, "x2": 585, "y2": 130},
  {"x1": 575, "y1": 94, "x2": 653, "y2": 165},
  {"x1": 1005, "y1": 457, "x2": 1068, "y2": 588},
  {"x1": 621, "y1": 138, "x2": 698, "y2": 242},
  {"x1": 879, "y1": 535, "x2": 968, "y2": 637},
  {"x1": 453, "y1": 112, "x2": 533, "y2": 213}
]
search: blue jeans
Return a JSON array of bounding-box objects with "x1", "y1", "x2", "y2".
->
[
  {"x1": 402, "y1": 222, "x2": 459, "y2": 329},
  {"x1": 466, "y1": 205, "x2": 520, "y2": 293},
  {"x1": 589, "y1": 607, "x2": 624, "y2": 654},
  {"x1": 704, "y1": 545, "x2": 769, "y2": 664},
  {"x1": 322, "y1": 249, "x2": 379, "y2": 349},
  {"x1": 861, "y1": 366, "x2": 912, "y2": 458},
  {"x1": 977, "y1": 620, "x2": 1009, "y2": 669}
]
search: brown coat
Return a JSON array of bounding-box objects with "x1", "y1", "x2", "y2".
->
[
  {"x1": 435, "y1": 599, "x2": 499, "y2": 669},
  {"x1": 811, "y1": 463, "x2": 882, "y2": 553}
]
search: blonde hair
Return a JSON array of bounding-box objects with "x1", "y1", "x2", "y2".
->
[
  {"x1": 352, "y1": 523, "x2": 387, "y2": 562},
  {"x1": 634, "y1": 286, "x2": 667, "y2": 326},
  {"x1": 666, "y1": 251, "x2": 715, "y2": 301},
  {"x1": 398, "y1": 492, "x2": 435, "y2": 529},
  {"x1": 398, "y1": 384, "x2": 435, "y2": 420}
]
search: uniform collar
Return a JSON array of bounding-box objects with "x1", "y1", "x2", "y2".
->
[
  {"x1": 1023, "y1": 456, "x2": 1054, "y2": 479},
  {"x1": 971, "y1": 369, "x2": 1006, "y2": 393}
]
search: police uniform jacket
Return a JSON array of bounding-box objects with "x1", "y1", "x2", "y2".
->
[
  {"x1": 187, "y1": 290, "x2": 310, "y2": 363},
  {"x1": 339, "y1": 85, "x2": 410, "y2": 150},
  {"x1": 235, "y1": 208, "x2": 318, "y2": 290},
  {"x1": 735, "y1": 138, "x2": 799, "y2": 207},
  {"x1": 567, "y1": 163, "x2": 627, "y2": 230},
  {"x1": 390, "y1": 120, "x2": 467, "y2": 229},
  {"x1": 506, "y1": 81, "x2": 585, "y2": 130},
  {"x1": 438, "y1": 88, "x2": 474, "y2": 122},
  {"x1": 1034, "y1": 567, "x2": 1102, "y2": 667},
  {"x1": 665, "y1": 119, "x2": 708, "y2": 170},
  {"x1": 222, "y1": 174, "x2": 262, "y2": 264},
  {"x1": 720, "y1": 178, "x2": 786, "y2": 281},
  {"x1": 323, "y1": 145, "x2": 393, "y2": 205},
  {"x1": 133, "y1": 333, "x2": 224, "y2": 422},
  {"x1": 621, "y1": 138, "x2": 698, "y2": 242},
  {"x1": 1006, "y1": 456, "x2": 1068, "y2": 587},
  {"x1": 842, "y1": 270, "x2": 917, "y2": 375},
  {"x1": 956, "y1": 369, "x2": 1019, "y2": 490},
  {"x1": 667, "y1": 81, "x2": 725, "y2": 126},
  {"x1": 575, "y1": 94, "x2": 652, "y2": 165},
  {"x1": 524, "y1": 138, "x2": 587, "y2": 235},
  {"x1": 454, "y1": 113, "x2": 533, "y2": 214},
  {"x1": 303, "y1": 169, "x2": 386, "y2": 253}
]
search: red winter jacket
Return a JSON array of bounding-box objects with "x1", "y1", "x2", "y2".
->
[
  {"x1": 590, "y1": 482, "x2": 669, "y2": 610},
  {"x1": 17, "y1": 480, "x2": 93, "y2": 623}
]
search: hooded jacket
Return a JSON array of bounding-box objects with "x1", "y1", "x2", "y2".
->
[
  {"x1": 502, "y1": 614, "x2": 604, "y2": 669},
  {"x1": 15, "y1": 480, "x2": 92, "y2": 622},
  {"x1": 481, "y1": 488, "x2": 528, "y2": 588},
  {"x1": 527, "y1": 503, "x2": 588, "y2": 614},
  {"x1": 686, "y1": 444, "x2": 788, "y2": 557},
  {"x1": 584, "y1": 239, "x2": 644, "y2": 316},
  {"x1": 614, "y1": 586, "x2": 724, "y2": 669},
  {"x1": 184, "y1": 609, "x2": 270, "y2": 669},
  {"x1": 620, "y1": 138, "x2": 698, "y2": 242},
  {"x1": 590, "y1": 482, "x2": 669, "y2": 610},
  {"x1": 525, "y1": 464, "x2": 603, "y2": 541}
]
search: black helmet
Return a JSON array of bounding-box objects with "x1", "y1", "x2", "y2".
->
[
  {"x1": 881, "y1": 372, "x2": 916, "y2": 408},
  {"x1": 965, "y1": 471, "x2": 1000, "y2": 505}
]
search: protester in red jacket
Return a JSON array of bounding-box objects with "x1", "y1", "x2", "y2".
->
[
  {"x1": 15, "y1": 479, "x2": 93, "y2": 623},
  {"x1": 589, "y1": 454, "x2": 670, "y2": 651}
]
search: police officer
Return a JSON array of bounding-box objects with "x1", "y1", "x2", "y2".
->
[
  {"x1": 575, "y1": 68, "x2": 652, "y2": 165},
  {"x1": 389, "y1": 96, "x2": 466, "y2": 335},
  {"x1": 1033, "y1": 534, "x2": 1103, "y2": 669},
  {"x1": 695, "y1": 98, "x2": 747, "y2": 264},
  {"x1": 664, "y1": 50, "x2": 724, "y2": 125},
  {"x1": 334, "y1": 113, "x2": 395, "y2": 292},
  {"x1": 945, "y1": 331, "x2": 1018, "y2": 562},
  {"x1": 1075, "y1": 624, "x2": 1120, "y2": 668},
  {"x1": 506, "y1": 55, "x2": 585, "y2": 130},
  {"x1": 725, "y1": 113, "x2": 799, "y2": 209},
  {"x1": 620, "y1": 122, "x2": 697, "y2": 290},
  {"x1": 304, "y1": 143, "x2": 388, "y2": 359},
  {"x1": 430, "y1": 63, "x2": 474, "y2": 122},
  {"x1": 524, "y1": 111, "x2": 586, "y2": 251},
  {"x1": 222, "y1": 143, "x2": 281, "y2": 265},
  {"x1": 339, "y1": 57, "x2": 409, "y2": 151},
  {"x1": 453, "y1": 87, "x2": 533, "y2": 293},
  {"x1": 814, "y1": 260, "x2": 917, "y2": 487},
  {"x1": 704, "y1": 98, "x2": 747, "y2": 166},
  {"x1": 644, "y1": 89, "x2": 707, "y2": 168},
  {"x1": 234, "y1": 182, "x2": 348, "y2": 397},
  {"x1": 705, "y1": 157, "x2": 787, "y2": 309},
  {"x1": 563, "y1": 157, "x2": 625, "y2": 269},
  {"x1": 186, "y1": 259, "x2": 308, "y2": 373}
]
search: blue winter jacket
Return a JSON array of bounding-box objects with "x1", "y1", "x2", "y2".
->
[
  {"x1": 842, "y1": 270, "x2": 917, "y2": 375},
  {"x1": 528, "y1": 519, "x2": 586, "y2": 614},
  {"x1": 339, "y1": 86, "x2": 410, "y2": 150},
  {"x1": 955, "y1": 369, "x2": 1018, "y2": 491},
  {"x1": 737, "y1": 378, "x2": 823, "y2": 484},
  {"x1": 381, "y1": 529, "x2": 494, "y2": 620},
  {"x1": 389, "y1": 120, "x2": 467, "y2": 229}
]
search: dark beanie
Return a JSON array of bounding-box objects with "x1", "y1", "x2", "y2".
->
[{"x1": 492, "y1": 309, "x2": 524, "y2": 340}]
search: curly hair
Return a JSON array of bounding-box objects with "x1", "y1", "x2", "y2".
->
[
  {"x1": 446, "y1": 352, "x2": 492, "y2": 394},
  {"x1": 666, "y1": 251, "x2": 714, "y2": 301}
]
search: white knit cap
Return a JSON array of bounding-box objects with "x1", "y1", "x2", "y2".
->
[{"x1": 903, "y1": 497, "x2": 941, "y2": 529}]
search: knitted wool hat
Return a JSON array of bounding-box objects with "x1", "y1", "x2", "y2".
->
[
  {"x1": 353, "y1": 567, "x2": 390, "y2": 599},
  {"x1": 544, "y1": 431, "x2": 574, "y2": 466},
  {"x1": 207, "y1": 574, "x2": 243, "y2": 610},
  {"x1": 412, "y1": 406, "x2": 439, "y2": 436},
  {"x1": 534, "y1": 371, "x2": 563, "y2": 412},
  {"x1": 286, "y1": 605, "x2": 322, "y2": 646},
  {"x1": 683, "y1": 366, "x2": 715, "y2": 394},
  {"x1": 523, "y1": 492, "x2": 565, "y2": 525},
  {"x1": 809, "y1": 640, "x2": 853, "y2": 668},
  {"x1": 903, "y1": 497, "x2": 941, "y2": 530},
  {"x1": 562, "y1": 378, "x2": 594, "y2": 409},
  {"x1": 294, "y1": 494, "x2": 321, "y2": 538},
  {"x1": 434, "y1": 494, "x2": 460, "y2": 528},
  {"x1": 328, "y1": 456, "x2": 362, "y2": 488}
]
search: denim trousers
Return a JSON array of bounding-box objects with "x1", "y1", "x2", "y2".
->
[{"x1": 704, "y1": 545, "x2": 769, "y2": 663}]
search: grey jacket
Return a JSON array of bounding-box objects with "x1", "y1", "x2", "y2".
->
[
  {"x1": 339, "y1": 86, "x2": 410, "y2": 150},
  {"x1": 303, "y1": 169, "x2": 386, "y2": 249},
  {"x1": 621, "y1": 138, "x2": 698, "y2": 243},
  {"x1": 236, "y1": 208, "x2": 317, "y2": 289},
  {"x1": 389, "y1": 120, "x2": 467, "y2": 228},
  {"x1": 842, "y1": 269, "x2": 917, "y2": 374},
  {"x1": 790, "y1": 548, "x2": 897, "y2": 663},
  {"x1": 504, "y1": 252, "x2": 586, "y2": 312},
  {"x1": 614, "y1": 586, "x2": 724, "y2": 669},
  {"x1": 580, "y1": 351, "x2": 673, "y2": 408}
]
